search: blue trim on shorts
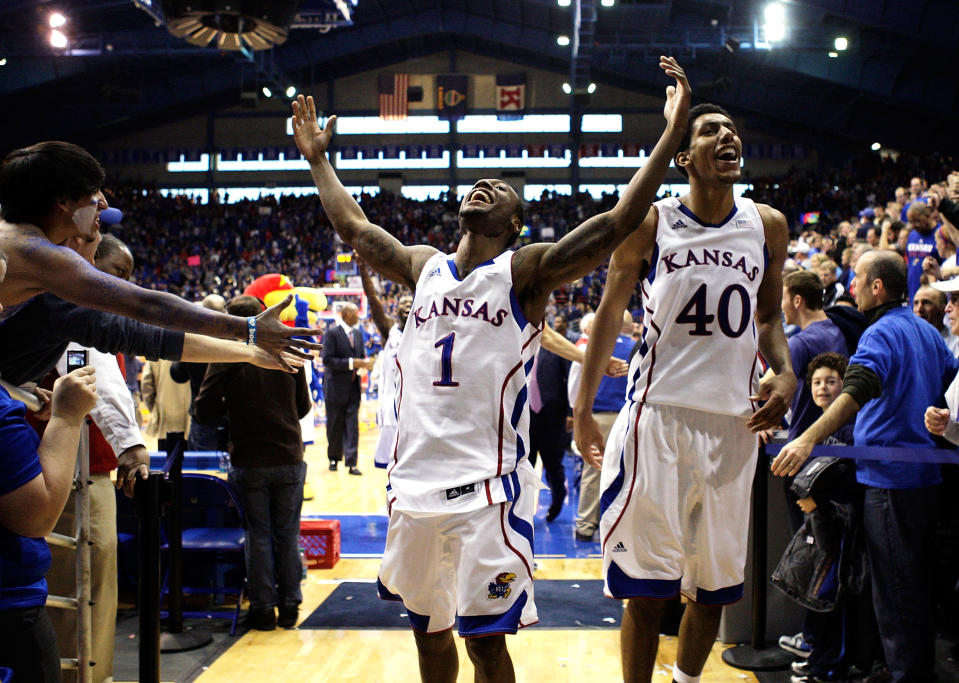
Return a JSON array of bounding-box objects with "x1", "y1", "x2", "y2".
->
[
  {"x1": 458, "y1": 590, "x2": 528, "y2": 636},
  {"x1": 407, "y1": 608, "x2": 432, "y2": 632},
  {"x1": 694, "y1": 583, "x2": 744, "y2": 605},
  {"x1": 600, "y1": 421, "x2": 629, "y2": 517},
  {"x1": 606, "y1": 560, "x2": 680, "y2": 599},
  {"x1": 376, "y1": 577, "x2": 403, "y2": 602}
]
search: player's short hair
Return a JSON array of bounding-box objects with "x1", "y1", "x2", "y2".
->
[
  {"x1": 865, "y1": 250, "x2": 908, "y2": 302},
  {"x1": 675, "y1": 103, "x2": 735, "y2": 178},
  {"x1": 94, "y1": 233, "x2": 131, "y2": 264},
  {"x1": 806, "y1": 352, "x2": 849, "y2": 386},
  {"x1": 0, "y1": 141, "x2": 105, "y2": 224},
  {"x1": 783, "y1": 270, "x2": 824, "y2": 310},
  {"x1": 226, "y1": 294, "x2": 266, "y2": 318}
]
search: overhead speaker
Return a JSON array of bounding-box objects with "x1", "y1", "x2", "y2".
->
[{"x1": 160, "y1": 1, "x2": 302, "y2": 51}]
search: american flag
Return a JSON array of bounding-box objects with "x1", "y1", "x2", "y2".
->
[{"x1": 378, "y1": 73, "x2": 409, "y2": 120}]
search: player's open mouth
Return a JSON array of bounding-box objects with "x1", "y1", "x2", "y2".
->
[
  {"x1": 716, "y1": 147, "x2": 739, "y2": 163},
  {"x1": 467, "y1": 189, "x2": 493, "y2": 204}
]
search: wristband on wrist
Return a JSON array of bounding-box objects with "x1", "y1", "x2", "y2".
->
[{"x1": 246, "y1": 316, "x2": 257, "y2": 345}]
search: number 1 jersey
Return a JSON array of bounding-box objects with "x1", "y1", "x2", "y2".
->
[
  {"x1": 388, "y1": 250, "x2": 542, "y2": 515},
  {"x1": 627, "y1": 196, "x2": 767, "y2": 418}
]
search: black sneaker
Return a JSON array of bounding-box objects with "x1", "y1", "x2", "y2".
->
[
  {"x1": 349, "y1": 466, "x2": 363, "y2": 476},
  {"x1": 246, "y1": 607, "x2": 276, "y2": 631},
  {"x1": 277, "y1": 606, "x2": 299, "y2": 629},
  {"x1": 574, "y1": 530, "x2": 595, "y2": 542},
  {"x1": 329, "y1": 462, "x2": 338, "y2": 471},
  {"x1": 791, "y1": 661, "x2": 810, "y2": 675}
]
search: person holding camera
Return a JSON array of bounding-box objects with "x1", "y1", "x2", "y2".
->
[{"x1": 0, "y1": 250, "x2": 99, "y2": 681}]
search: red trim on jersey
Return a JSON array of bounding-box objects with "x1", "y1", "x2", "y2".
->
[
  {"x1": 485, "y1": 480, "x2": 493, "y2": 505},
  {"x1": 499, "y1": 502, "x2": 533, "y2": 579},
  {"x1": 387, "y1": 358, "x2": 404, "y2": 481},
  {"x1": 387, "y1": 496, "x2": 396, "y2": 516},
  {"x1": 601, "y1": 400, "x2": 647, "y2": 557},
  {"x1": 520, "y1": 326, "x2": 542, "y2": 351},
  {"x1": 496, "y1": 327, "x2": 542, "y2": 476},
  {"x1": 497, "y1": 360, "x2": 524, "y2": 476},
  {"x1": 748, "y1": 350, "x2": 761, "y2": 412},
  {"x1": 638, "y1": 315, "x2": 660, "y2": 405}
]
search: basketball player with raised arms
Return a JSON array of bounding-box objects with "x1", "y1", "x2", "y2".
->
[
  {"x1": 292, "y1": 56, "x2": 690, "y2": 683},
  {"x1": 573, "y1": 104, "x2": 795, "y2": 683}
]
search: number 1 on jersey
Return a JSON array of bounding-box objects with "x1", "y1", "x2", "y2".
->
[{"x1": 433, "y1": 332, "x2": 460, "y2": 387}]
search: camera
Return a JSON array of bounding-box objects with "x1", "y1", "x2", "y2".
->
[{"x1": 66, "y1": 349, "x2": 88, "y2": 373}]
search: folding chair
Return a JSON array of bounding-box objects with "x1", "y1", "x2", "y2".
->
[{"x1": 163, "y1": 473, "x2": 246, "y2": 635}]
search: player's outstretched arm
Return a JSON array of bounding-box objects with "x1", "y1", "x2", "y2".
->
[
  {"x1": 26, "y1": 245, "x2": 318, "y2": 369},
  {"x1": 541, "y1": 326, "x2": 628, "y2": 377},
  {"x1": 358, "y1": 259, "x2": 394, "y2": 338},
  {"x1": 771, "y1": 393, "x2": 860, "y2": 477},
  {"x1": 747, "y1": 204, "x2": 797, "y2": 432},
  {"x1": 180, "y1": 334, "x2": 306, "y2": 372},
  {"x1": 513, "y1": 57, "x2": 689, "y2": 313},
  {"x1": 573, "y1": 227, "x2": 654, "y2": 467},
  {"x1": 291, "y1": 95, "x2": 436, "y2": 289}
]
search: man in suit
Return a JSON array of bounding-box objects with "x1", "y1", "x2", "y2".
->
[
  {"x1": 527, "y1": 323, "x2": 573, "y2": 523},
  {"x1": 322, "y1": 302, "x2": 373, "y2": 474}
]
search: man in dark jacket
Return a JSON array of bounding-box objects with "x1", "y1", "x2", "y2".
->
[
  {"x1": 195, "y1": 295, "x2": 311, "y2": 631},
  {"x1": 321, "y1": 302, "x2": 372, "y2": 474}
]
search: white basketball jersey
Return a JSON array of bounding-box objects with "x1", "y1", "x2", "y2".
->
[
  {"x1": 388, "y1": 250, "x2": 542, "y2": 514},
  {"x1": 377, "y1": 324, "x2": 403, "y2": 429},
  {"x1": 626, "y1": 196, "x2": 766, "y2": 417}
]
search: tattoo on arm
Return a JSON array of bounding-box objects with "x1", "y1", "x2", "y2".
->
[
  {"x1": 356, "y1": 230, "x2": 397, "y2": 266},
  {"x1": 553, "y1": 215, "x2": 617, "y2": 268}
]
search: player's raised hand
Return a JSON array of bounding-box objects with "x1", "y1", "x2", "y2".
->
[
  {"x1": 574, "y1": 411, "x2": 606, "y2": 470},
  {"x1": 255, "y1": 294, "x2": 323, "y2": 369},
  {"x1": 660, "y1": 56, "x2": 691, "y2": 132},
  {"x1": 291, "y1": 95, "x2": 336, "y2": 165}
]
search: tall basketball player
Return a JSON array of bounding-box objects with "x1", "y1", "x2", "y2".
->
[
  {"x1": 573, "y1": 104, "x2": 796, "y2": 683},
  {"x1": 292, "y1": 57, "x2": 691, "y2": 682}
]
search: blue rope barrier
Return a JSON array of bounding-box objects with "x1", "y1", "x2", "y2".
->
[{"x1": 764, "y1": 443, "x2": 959, "y2": 464}]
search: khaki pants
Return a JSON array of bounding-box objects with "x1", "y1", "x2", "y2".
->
[
  {"x1": 575, "y1": 411, "x2": 620, "y2": 536},
  {"x1": 47, "y1": 473, "x2": 118, "y2": 683}
]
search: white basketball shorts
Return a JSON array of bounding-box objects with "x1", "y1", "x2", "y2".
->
[
  {"x1": 377, "y1": 472, "x2": 539, "y2": 636},
  {"x1": 599, "y1": 402, "x2": 757, "y2": 604}
]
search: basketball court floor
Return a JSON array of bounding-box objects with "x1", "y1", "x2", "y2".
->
[{"x1": 140, "y1": 402, "x2": 760, "y2": 682}]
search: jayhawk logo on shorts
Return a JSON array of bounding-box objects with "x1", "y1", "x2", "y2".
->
[{"x1": 487, "y1": 572, "x2": 516, "y2": 600}]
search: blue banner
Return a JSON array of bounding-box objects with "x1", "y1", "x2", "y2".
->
[{"x1": 437, "y1": 74, "x2": 468, "y2": 121}]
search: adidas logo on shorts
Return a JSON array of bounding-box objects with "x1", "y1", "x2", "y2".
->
[{"x1": 612, "y1": 541, "x2": 627, "y2": 552}]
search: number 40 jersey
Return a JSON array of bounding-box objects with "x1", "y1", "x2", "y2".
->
[
  {"x1": 628, "y1": 196, "x2": 767, "y2": 418},
  {"x1": 388, "y1": 250, "x2": 542, "y2": 515}
]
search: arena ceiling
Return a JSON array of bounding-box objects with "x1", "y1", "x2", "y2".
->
[{"x1": 1, "y1": 0, "x2": 957, "y2": 156}]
